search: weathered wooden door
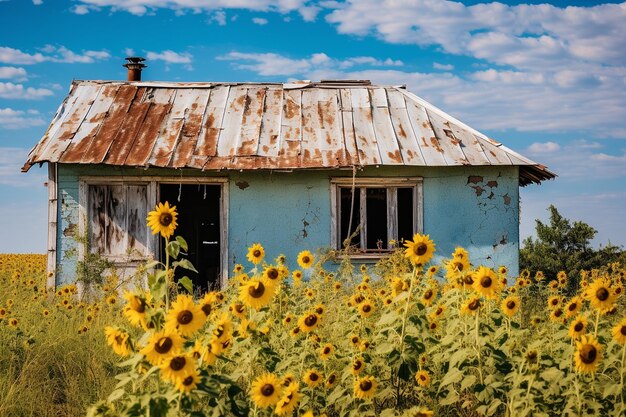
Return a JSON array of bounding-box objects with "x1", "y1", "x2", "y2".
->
[{"x1": 159, "y1": 184, "x2": 221, "y2": 292}]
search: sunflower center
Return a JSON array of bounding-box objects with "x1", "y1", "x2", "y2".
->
[
  {"x1": 436, "y1": 307, "x2": 443, "y2": 315},
  {"x1": 351, "y1": 337, "x2": 359, "y2": 344},
  {"x1": 201, "y1": 304, "x2": 212, "y2": 315},
  {"x1": 551, "y1": 299, "x2": 558, "y2": 306},
  {"x1": 353, "y1": 361, "x2": 363, "y2": 370},
  {"x1": 261, "y1": 384, "x2": 275, "y2": 396},
  {"x1": 235, "y1": 304, "x2": 244, "y2": 313},
  {"x1": 323, "y1": 347, "x2": 331, "y2": 355},
  {"x1": 182, "y1": 376, "x2": 194, "y2": 386},
  {"x1": 131, "y1": 297, "x2": 146, "y2": 313},
  {"x1": 554, "y1": 309, "x2": 562, "y2": 317},
  {"x1": 155, "y1": 337, "x2": 173, "y2": 354},
  {"x1": 302, "y1": 256, "x2": 310, "y2": 264},
  {"x1": 362, "y1": 305, "x2": 371, "y2": 313},
  {"x1": 355, "y1": 295, "x2": 364, "y2": 304},
  {"x1": 526, "y1": 351, "x2": 538, "y2": 363},
  {"x1": 596, "y1": 287, "x2": 609, "y2": 301},
  {"x1": 574, "y1": 322, "x2": 584, "y2": 332},
  {"x1": 328, "y1": 374, "x2": 336, "y2": 384},
  {"x1": 267, "y1": 269, "x2": 279, "y2": 280},
  {"x1": 506, "y1": 300, "x2": 516, "y2": 309},
  {"x1": 568, "y1": 303, "x2": 577, "y2": 312},
  {"x1": 170, "y1": 356, "x2": 186, "y2": 371},
  {"x1": 159, "y1": 213, "x2": 173, "y2": 226},
  {"x1": 469, "y1": 299, "x2": 481, "y2": 311},
  {"x1": 455, "y1": 262, "x2": 464, "y2": 272},
  {"x1": 309, "y1": 373, "x2": 319, "y2": 381},
  {"x1": 430, "y1": 322, "x2": 437, "y2": 330},
  {"x1": 304, "y1": 314, "x2": 318, "y2": 327},
  {"x1": 621, "y1": 326, "x2": 626, "y2": 336},
  {"x1": 480, "y1": 276, "x2": 492, "y2": 288},
  {"x1": 177, "y1": 310, "x2": 193, "y2": 325},
  {"x1": 580, "y1": 344, "x2": 597, "y2": 364},
  {"x1": 464, "y1": 275, "x2": 474, "y2": 285},
  {"x1": 424, "y1": 290, "x2": 433, "y2": 300},
  {"x1": 248, "y1": 282, "x2": 266, "y2": 298},
  {"x1": 115, "y1": 335, "x2": 124, "y2": 345},
  {"x1": 359, "y1": 380, "x2": 373, "y2": 391}
]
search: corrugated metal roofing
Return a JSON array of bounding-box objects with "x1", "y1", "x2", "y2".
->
[{"x1": 23, "y1": 80, "x2": 555, "y2": 185}]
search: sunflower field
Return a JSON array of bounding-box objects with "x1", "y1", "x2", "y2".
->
[{"x1": 2, "y1": 202, "x2": 626, "y2": 417}]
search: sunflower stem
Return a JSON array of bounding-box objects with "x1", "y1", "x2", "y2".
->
[
  {"x1": 523, "y1": 373, "x2": 535, "y2": 408},
  {"x1": 593, "y1": 308, "x2": 600, "y2": 338},
  {"x1": 574, "y1": 374, "x2": 582, "y2": 416},
  {"x1": 619, "y1": 343, "x2": 626, "y2": 410},
  {"x1": 474, "y1": 311, "x2": 484, "y2": 385},
  {"x1": 164, "y1": 236, "x2": 170, "y2": 312}
]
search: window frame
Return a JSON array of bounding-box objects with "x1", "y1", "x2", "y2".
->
[{"x1": 330, "y1": 177, "x2": 423, "y2": 259}]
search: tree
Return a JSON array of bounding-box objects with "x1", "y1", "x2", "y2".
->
[{"x1": 520, "y1": 205, "x2": 624, "y2": 292}]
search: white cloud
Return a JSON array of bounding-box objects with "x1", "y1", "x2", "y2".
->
[
  {"x1": 433, "y1": 62, "x2": 453, "y2": 71},
  {"x1": 0, "y1": 82, "x2": 54, "y2": 100},
  {"x1": 124, "y1": 48, "x2": 136, "y2": 57},
  {"x1": 145, "y1": 50, "x2": 193, "y2": 64},
  {"x1": 0, "y1": 108, "x2": 45, "y2": 129},
  {"x1": 527, "y1": 142, "x2": 560, "y2": 154},
  {"x1": 210, "y1": 10, "x2": 227, "y2": 25},
  {"x1": 0, "y1": 66, "x2": 27, "y2": 81},
  {"x1": 72, "y1": 5, "x2": 91, "y2": 14},
  {"x1": 32, "y1": 0, "x2": 43, "y2": 4},
  {"x1": 252, "y1": 17, "x2": 268, "y2": 25},
  {"x1": 0, "y1": 45, "x2": 110, "y2": 65},
  {"x1": 219, "y1": 51, "x2": 407, "y2": 77}
]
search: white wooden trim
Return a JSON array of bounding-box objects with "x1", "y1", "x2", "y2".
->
[
  {"x1": 359, "y1": 188, "x2": 366, "y2": 249},
  {"x1": 330, "y1": 183, "x2": 338, "y2": 248},
  {"x1": 46, "y1": 163, "x2": 57, "y2": 289},
  {"x1": 220, "y1": 182, "x2": 229, "y2": 288},
  {"x1": 331, "y1": 177, "x2": 422, "y2": 186},
  {"x1": 387, "y1": 187, "x2": 397, "y2": 247}
]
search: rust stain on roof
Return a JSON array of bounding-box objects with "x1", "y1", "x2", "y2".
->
[{"x1": 23, "y1": 80, "x2": 556, "y2": 185}]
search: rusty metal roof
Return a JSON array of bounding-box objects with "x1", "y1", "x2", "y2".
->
[{"x1": 23, "y1": 80, "x2": 555, "y2": 185}]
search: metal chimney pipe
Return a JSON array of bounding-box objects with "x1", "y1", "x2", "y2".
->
[{"x1": 123, "y1": 57, "x2": 146, "y2": 81}]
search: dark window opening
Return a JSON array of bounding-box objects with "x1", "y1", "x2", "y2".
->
[
  {"x1": 366, "y1": 188, "x2": 387, "y2": 249},
  {"x1": 159, "y1": 184, "x2": 221, "y2": 293},
  {"x1": 397, "y1": 187, "x2": 414, "y2": 244},
  {"x1": 340, "y1": 187, "x2": 360, "y2": 248}
]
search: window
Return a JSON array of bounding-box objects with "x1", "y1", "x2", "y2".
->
[
  {"x1": 87, "y1": 183, "x2": 150, "y2": 260},
  {"x1": 331, "y1": 177, "x2": 423, "y2": 255}
]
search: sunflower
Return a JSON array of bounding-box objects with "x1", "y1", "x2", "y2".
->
[
  {"x1": 472, "y1": 266, "x2": 502, "y2": 299},
  {"x1": 534, "y1": 271, "x2": 545, "y2": 281},
  {"x1": 298, "y1": 313, "x2": 320, "y2": 333},
  {"x1": 405, "y1": 407, "x2": 434, "y2": 417},
  {"x1": 427, "y1": 265, "x2": 439, "y2": 277},
  {"x1": 246, "y1": 243, "x2": 265, "y2": 265},
  {"x1": 353, "y1": 375, "x2": 377, "y2": 400},
  {"x1": 105, "y1": 295, "x2": 117, "y2": 306},
  {"x1": 319, "y1": 343, "x2": 334, "y2": 360},
  {"x1": 147, "y1": 201, "x2": 178, "y2": 238},
  {"x1": 352, "y1": 357, "x2": 365, "y2": 375},
  {"x1": 104, "y1": 326, "x2": 132, "y2": 357},
  {"x1": 239, "y1": 278, "x2": 274, "y2": 310},
  {"x1": 349, "y1": 334, "x2": 360, "y2": 347},
  {"x1": 251, "y1": 373, "x2": 282, "y2": 408},
  {"x1": 421, "y1": 287, "x2": 437, "y2": 307},
  {"x1": 297, "y1": 250, "x2": 315, "y2": 269},
  {"x1": 415, "y1": 370, "x2": 430, "y2": 387},
  {"x1": 325, "y1": 372, "x2": 337, "y2": 388},
  {"x1": 229, "y1": 303, "x2": 247, "y2": 320},
  {"x1": 460, "y1": 297, "x2": 481, "y2": 315},
  {"x1": 140, "y1": 329, "x2": 184, "y2": 365},
  {"x1": 303, "y1": 369, "x2": 323, "y2": 387},
  {"x1": 567, "y1": 315, "x2": 588, "y2": 339},
  {"x1": 574, "y1": 334, "x2": 602, "y2": 373},
  {"x1": 212, "y1": 313, "x2": 233, "y2": 342},
  {"x1": 160, "y1": 354, "x2": 195, "y2": 383},
  {"x1": 445, "y1": 257, "x2": 470, "y2": 283},
  {"x1": 314, "y1": 303, "x2": 325, "y2": 316},
  {"x1": 333, "y1": 282, "x2": 342, "y2": 291},
  {"x1": 549, "y1": 308, "x2": 565, "y2": 323},
  {"x1": 586, "y1": 278, "x2": 616, "y2": 312},
  {"x1": 547, "y1": 295, "x2": 562, "y2": 310},
  {"x1": 289, "y1": 327, "x2": 301, "y2": 337},
  {"x1": 501, "y1": 295, "x2": 520, "y2": 317},
  {"x1": 199, "y1": 292, "x2": 220, "y2": 316},
  {"x1": 174, "y1": 369, "x2": 201, "y2": 393},
  {"x1": 233, "y1": 263, "x2": 245, "y2": 275},
  {"x1": 358, "y1": 300, "x2": 376, "y2": 318},
  {"x1": 165, "y1": 294, "x2": 205, "y2": 337},
  {"x1": 404, "y1": 234, "x2": 435, "y2": 266},
  {"x1": 565, "y1": 296, "x2": 583, "y2": 318},
  {"x1": 122, "y1": 292, "x2": 148, "y2": 328},
  {"x1": 612, "y1": 318, "x2": 626, "y2": 345},
  {"x1": 274, "y1": 383, "x2": 301, "y2": 416},
  {"x1": 263, "y1": 266, "x2": 281, "y2": 284}
]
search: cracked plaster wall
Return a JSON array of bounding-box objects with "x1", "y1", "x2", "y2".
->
[{"x1": 54, "y1": 164, "x2": 520, "y2": 284}]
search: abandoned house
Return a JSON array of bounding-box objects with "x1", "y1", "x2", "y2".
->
[{"x1": 23, "y1": 59, "x2": 555, "y2": 290}]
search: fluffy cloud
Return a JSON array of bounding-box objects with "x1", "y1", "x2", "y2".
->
[
  {"x1": 145, "y1": 50, "x2": 193, "y2": 64},
  {"x1": 252, "y1": 17, "x2": 268, "y2": 25},
  {"x1": 527, "y1": 142, "x2": 560, "y2": 154},
  {"x1": 0, "y1": 108, "x2": 45, "y2": 129},
  {"x1": 219, "y1": 51, "x2": 405, "y2": 76},
  {"x1": 433, "y1": 62, "x2": 453, "y2": 71},
  {"x1": 0, "y1": 66, "x2": 27, "y2": 80},
  {"x1": 0, "y1": 82, "x2": 53, "y2": 100},
  {"x1": 0, "y1": 45, "x2": 110, "y2": 65}
]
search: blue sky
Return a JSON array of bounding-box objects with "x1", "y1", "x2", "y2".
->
[{"x1": 0, "y1": 0, "x2": 624, "y2": 253}]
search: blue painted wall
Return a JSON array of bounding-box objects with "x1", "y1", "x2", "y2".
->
[{"x1": 54, "y1": 164, "x2": 520, "y2": 285}]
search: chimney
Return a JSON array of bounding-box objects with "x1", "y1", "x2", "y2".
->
[{"x1": 123, "y1": 57, "x2": 146, "y2": 81}]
